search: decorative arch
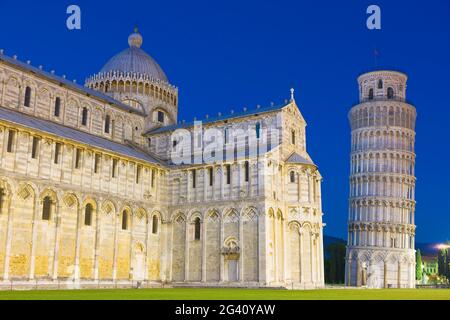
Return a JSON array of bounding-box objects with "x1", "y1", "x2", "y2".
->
[
  {"x1": 206, "y1": 208, "x2": 221, "y2": 222},
  {"x1": 301, "y1": 221, "x2": 313, "y2": 232},
  {"x1": 150, "y1": 209, "x2": 163, "y2": 221},
  {"x1": 357, "y1": 251, "x2": 371, "y2": 262},
  {"x1": 223, "y1": 208, "x2": 239, "y2": 222},
  {"x1": 241, "y1": 206, "x2": 259, "y2": 221},
  {"x1": 16, "y1": 182, "x2": 36, "y2": 201},
  {"x1": 171, "y1": 211, "x2": 186, "y2": 223},
  {"x1": 136, "y1": 207, "x2": 147, "y2": 222},
  {"x1": 121, "y1": 97, "x2": 144, "y2": 112},
  {"x1": 188, "y1": 210, "x2": 203, "y2": 222},
  {"x1": 62, "y1": 192, "x2": 79, "y2": 208},
  {"x1": 37, "y1": 86, "x2": 51, "y2": 102},
  {"x1": 66, "y1": 97, "x2": 80, "y2": 109},
  {"x1": 276, "y1": 208, "x2": 284, "y2": 220},
  {"x1": 101, "y1": 199, "x2": 116, "y2": 216},
  {"x1": 288, "y1": 221, "x2": 301, "y2": 233},
  {"x1": 6, "y1": 75, "x2": 19, "y2": 87},
  {"x1": 82, "y1": 196, "x2": 97, "y2": 209},
  {"x1": 224, "y1": 236, "x2": 239, "y2": 248},
  {"x1": 23, "y1": 78, "x2": 38, "y2": 91},
  {"x1": 134, "y1": 241, "x2": 146, "y2": 254}
]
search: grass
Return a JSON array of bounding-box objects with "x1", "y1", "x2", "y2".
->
[{"x1": 0, "y1": 288, "x2": 449, "y2": 300}]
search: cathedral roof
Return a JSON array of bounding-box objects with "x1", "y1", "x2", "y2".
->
[
  {"x1": 98, "y1": 29, "x2": 168, "y2": 83},
  {"x1": 285, "y1": 152, "x2": 315, "y2": 166},
  {"x1": 147, "y1": 101, "x2": 289, "y2": 135},
  {"x1": 0, "y1": 52, "x2": 145, "y2": 116},
  {"x1": 0, "y1": 107, "x2": 163, "y2": 165}
]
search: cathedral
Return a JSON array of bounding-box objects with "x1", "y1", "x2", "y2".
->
[{"x1": 0, "y1": 29, "x2": 325, "y2": 289}]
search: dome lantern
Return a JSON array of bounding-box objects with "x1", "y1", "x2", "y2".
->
[{"x1": 128, "y1": 27, "x2": 143, "y2": 48}]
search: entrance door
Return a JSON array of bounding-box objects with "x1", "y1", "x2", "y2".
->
[{"x1": 228, "y1": 260, "x2": 238, "y2": 282}]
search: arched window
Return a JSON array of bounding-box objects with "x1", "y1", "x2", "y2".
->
[
  {"x1": 368, "y1": 88, "x2": 374, "y2": 100},
  {"x1": 42, "y1": 196, "x2": 52, "y2": 220},
  {"x1": 0, "y1": 187, "x2": 5, "y2": 213},
  {"x1": 377, "y1": 79, "x2": 383, "y2": 89},
  {"x1": 54, "y1": 97, "x2": 61, "y2": 117},
  {"x1": 157, "y1": 110, "x2": 164, "y2": 123},
  {"x1": 84, "y1": 203, "x2": 93, "y2": 226},
  {"x1": 136, "y1": 165, "x2": 142, "y2": 184},
  {"x1": 290, "y1": 171, "x2": 295, "y2": 183},
  {"x1": 224, "y1": 128, "x2": 229, "y2": 144},
  {"x1": 208, "y1": 167, "x2": 214, "y2": 186},
  {"x1": 24, "y1": 86, "x2": 32, "y2": 107},
  {"x1": 122, "y1": 210, "x2": 128, "y2": 230},
  {"x1": 92, "y1": 153, "x2": 100, "y2": 173},
  {"x1": 81, "y1": 107, "x2": 88, "y2": 126},
  {"x1": 104, "y1": 115, "x2": 111, "y2": 133},
  {"x1": 226, "y1": 164, "x2": 231, "y2": 184},
  {"x1": 291, "y1": 130, "x2": 296, "y2": 144},
  {"x1": 192, "y1": 169, "x2": 196, "y2": 188},
  {"x1": 387, "y1": 87, "x2": 394, "y2": 99},
  {"x1": 194, "y1": 217, "x2": 201, "y2": 240},
  {"x1": 255, "y1": 122, "x2": 261, "y2": 139},
  {"x1": 6, "y1": 130, "x2": 15, "y2": 153},
  {"x1": 244, "y1": 161, "x2": 249, "y2": 182},
  {"x1": 152, "y1": 215, "x2": 158, "y2": 234},
  {"x1": 31, "y1": 136, "x2": 40, "y2": 159}
]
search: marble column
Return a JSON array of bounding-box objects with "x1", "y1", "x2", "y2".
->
[
  {"x1": 73, "y1": 205, "x2": 82, "y2": 281},
  {"x1": 93, "y1": 206, "x2": 101, "y2": 281},
  {"x1": 238, "y1": 214, "x2": 244, "y2": 282},
  {"x1": 2, "y1": 194, "x2": 13, "y2": 280},
  {"x1": 184, "y1": 219, "x2": 189, "y2": 281},
  {"x1": 299, "y1": 230, "x2": 304, "y2": 283},
  {"x1": 219, "y1": 214, "x2": 224, "y2": 282},
  {"x1": 201, "y1": 219, "x2": 206, "y2": 282},
  {"x1": 28, "y1": 196, "x2": 39, "y2": 280},
  {"x1": 52, "y1": 203, "x2": 62, "y2": 280},
  {"x1": 143, "y1": 213, "x2": 151, "y2": 281},
  {"x1": 112, "y1": 212, "x2": 119, "y2": 280}
]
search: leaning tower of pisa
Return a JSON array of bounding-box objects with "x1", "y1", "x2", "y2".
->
[{"x1": 345, "y1": 70, "x2": 417, "y2": 288}]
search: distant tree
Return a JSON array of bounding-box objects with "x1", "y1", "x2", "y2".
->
[
  {"x1": 415, "y1": 249, "x2": 422, "y2": 281},
  {"x1": 438, "y1": 243, "x2": 450, "y2": 279},
  {"x1": 324, "y1": 242, "x2": 346, "y2": 284}
]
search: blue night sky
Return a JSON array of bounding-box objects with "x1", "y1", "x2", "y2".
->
[{"x1": 0, "y1": 0, "x2": 449, "y2": 243}]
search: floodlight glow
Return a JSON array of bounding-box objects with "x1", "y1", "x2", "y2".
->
[{"x1": 435, "y1": 244, "x2": 450, "y2": 250}]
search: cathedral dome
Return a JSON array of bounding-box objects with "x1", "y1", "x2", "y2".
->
[{"x1": 99, "y1": 28, "x2": 168, "y2": 83}]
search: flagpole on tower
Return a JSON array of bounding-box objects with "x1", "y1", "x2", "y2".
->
[{"x1": 374, "y1": 47, "x2": 380, "y2": 68}]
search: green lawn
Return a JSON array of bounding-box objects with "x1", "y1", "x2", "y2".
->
[{"x1": 0, "y1": 288, "x2": 449, "y2": 300}]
